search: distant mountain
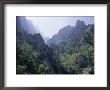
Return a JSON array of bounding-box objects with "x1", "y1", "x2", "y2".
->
[
  {"x1": 16, "y1": 16, "x2": 66, "y2": 74},
  {"x1": 47, "y1": 20, "x2": 94, "y2": 46},
  {"x1": 47, "y1": 25, "x2": 73, "y2": 45}
]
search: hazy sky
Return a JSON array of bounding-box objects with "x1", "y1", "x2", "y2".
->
[{"x1": 26, "y1": 16, "x2": 94, "y2": 38}]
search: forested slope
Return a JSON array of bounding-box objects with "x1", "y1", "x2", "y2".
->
[
  {"x1": 47, "y1": 20, "x2": 94, "y2": 74},
  {"x1": 16, "y1": 16, "x2": 66, "y2": 74},
  {"x1": 16, "y1": 17, "x2": 94, "y2": 74}
]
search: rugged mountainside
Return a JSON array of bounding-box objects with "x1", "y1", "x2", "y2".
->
[
  {"x1": 16, "y1": 16, "x2": 66, "y2": 74},
  {"x1": 16, "y1": 16, "x2": 94, "y2": 74},
  {"x1": 47, "y1": 20, "x2": 94, "y2": 74},
  {"x1": 47, "y1": 25, "x2": 73, "y2": 45},
  {"x1": 47, "y1": 20, "x2": 93, "y2": 46}
]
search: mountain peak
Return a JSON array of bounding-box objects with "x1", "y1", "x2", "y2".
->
[{"x1": 75, "y1": 20, "x2": 85, "y2": 27}]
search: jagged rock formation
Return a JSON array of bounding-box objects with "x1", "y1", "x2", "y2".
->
[{"x1": 47, "y1": 20, "x2": 93, "y2": 46}]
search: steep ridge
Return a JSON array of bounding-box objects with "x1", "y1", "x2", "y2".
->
[
  {"x1": 16, "y1": 16, "x2": 66, "y2": 74},
  {"x1": 47, "y1": 20, "x2": 92, "y2": 46}
]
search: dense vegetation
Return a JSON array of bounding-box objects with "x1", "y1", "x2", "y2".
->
[
  {"x1": 16, "y1": 40, "x2": 49, "y2": 74},
  {"x1": 49, "y1": 30, "x2": 94, "y2": 74},
  {"x1": 16, "y1": 16, "x2": 66, "y2": 74},
  {"x1": 16, "y1": 17, "x2": 94, "y2": 74}
]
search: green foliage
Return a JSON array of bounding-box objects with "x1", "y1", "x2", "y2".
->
[
  {"x1": 51, "y1": 30, "x2": 94, "y2": 74},
  {"x1": 16, "y1": 65, "x2": 27, "y2": 74},
  {"x1": 19, "y1": 40, "x2": 39, "y2": 62},
  {"x1": 59, "y1": 52, "x2": 80, "y2": 68},
  {"x1": 58, "y1": 46, "x2": 94, "y2": 74},
  {"x1": 16, "y1": 40, "x2": 50, "y2": 74},
  {"x1": 84, "y1": 31, "x2": 94, "y2": 46},
  {"x1": 81, "y1": 46, "x2": 94, "y2": 67},
  {"x1": 37, "y1": 61, "x2": 49, "y2": 74},
  {"x1": 67, "y1": 65, "x2": 81, "y2": 74}
]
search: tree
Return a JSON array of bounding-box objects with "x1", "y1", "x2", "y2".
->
[
  {"x1": 84, "y1": 31, "x2": 94, "y2": 46},
  {"x1": 16, "y1": 40, "x2": 39, "y2": 74},
  {"x1": 16, "y1": 39, "x2": 51, "y2": 74}
]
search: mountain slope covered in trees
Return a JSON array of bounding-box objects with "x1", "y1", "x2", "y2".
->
[
  {"x1": 16, "y1": 16, "x2": 66, "y2": 74},
  {"x1": 47, "y1": 20, "x2": 94, "y2": 74},
  {"x1": 16, "y1": 16, "x2": 94, "y2": 74}
]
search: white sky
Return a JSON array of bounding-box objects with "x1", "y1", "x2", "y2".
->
[{"x1": 26, "y1": 16, "x2": 94, "y2": 38}]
